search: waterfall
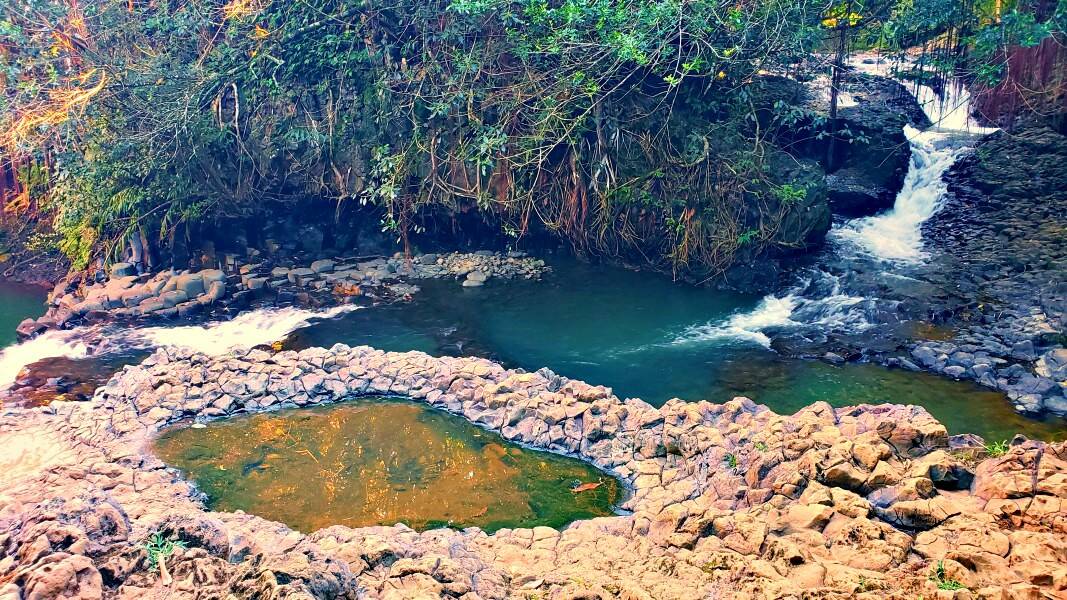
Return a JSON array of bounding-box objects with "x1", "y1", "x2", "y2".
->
[
  {"x1": 673, "y1": 63, "x2": 997, "y2": 347},
  {"x1": 830, "y1": 125, "x2": 963, "y2": 263}
]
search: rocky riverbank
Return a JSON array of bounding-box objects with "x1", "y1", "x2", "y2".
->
[
  {"x1": 1, "y1": 345, "x2": 1064, "y2": 599},
  {"x1": 907, "y1": 124, "x2": 1067, "y2": 417},
  {"x1": 15, "y1": 251, "x2": 547, "y2": 340}
]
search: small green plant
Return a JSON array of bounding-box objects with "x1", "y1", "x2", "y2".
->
[
  {"x1": 928, "y1": 560, "x2": 965, "y2": 591},
  {"x1": 773, "y1": 183, "x2": 807, "y2": 205},
  {"x1": 24, "y1": 231, "x2": 61, "y2": 253},
  {"x1": 736, "y1": 229, "x2": 759, "y2": 246},
  {"x1": 722, "y1": 453, "x2": 738, "y2": 469},
  {"x1": 143, "y1": 532, "x2": 186, "y2": 583},
  {"x1": 754, "y1": 441, "x2": 768, "y2": 452},
  {"x1": 984, "y1": 439, "x2": 1010, "y2": 458},
  {"x1": 700, "y1": 558, "x2": 727, "y2": 573}
]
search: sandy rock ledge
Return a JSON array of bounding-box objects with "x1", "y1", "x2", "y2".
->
[{"x1": 1, "y1": 345, "x2": 1065, "y2": 599}]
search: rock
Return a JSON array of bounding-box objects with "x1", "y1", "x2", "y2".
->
[
  {"x1": 245, "y1": 277, "x2": 268, "y2": 291},
  {"x1": 109, "y1": 262, "x2": 137, "y2": 278},
  {"x1": 160, "y1": 290, "x2": 190, "y2": 308},
  {"x1": 310, "y1": 259, "x2": 335, "y2": 274},
  {"x1": 288, "y1": 268, "x2": 317, "y2": 286},
  {"x1": 1011, "y1": 340, "x2": 1037, "y2": 361},
  {"x1": 826, "y1": 168, "x2": 896, "y2": 216},
  {"x1": 174, "y1": 273, "x2": 206, "y2": 297},
  {"x1": 16, "y1": 318, "x2": 48, "y2": 340},
  {"x1": 270, "y1": 266, "x2": 290, "y2": 278},
  {"x1": 1035, "y1": 349, "x2": 1067, "y2": 380},
  {"x1": 176, "y1": 301, "x2": 202, "y2": 318},
  {"x1": 1043, "y1": 394, "x2": 1067, "y2": 415},
  {"x1": 912, "y1": 346, "x2": 939, "y2": 368},
  {"x1": 138, "y1": 299, "x2": 165, "y2": 314},
  {"x1": 2, "y1": 346, "x2": 1065, "y2": 600},
  {"x1": 201, "y1": 269, "x2": 226, "y2": 284},
  {"x1": 19, "y1": 554, "x2": 102, "y2": 600},
  {"x1": 299, "y1": 227, "x2": 324, "y2": 254},
  {"x1": 943, "y1": 365, "x2": 966, "y2": 378},
  {"x1": 201, "y1": 281, "x2": 226, "y2": 304}
]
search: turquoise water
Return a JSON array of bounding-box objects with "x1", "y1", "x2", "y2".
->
[
  {"x1": 290, "y1": 258, "x2": 1067, "y2": 441},
  {"x1": 0, "y1": 281, "x2": 45, "y2": 348}
]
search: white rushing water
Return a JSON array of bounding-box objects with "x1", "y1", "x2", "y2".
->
[
  {"x1": 675, "y1": 57, "x2": 998, "y2": 347},
  {"x1": 132, "y1": 305, "x2": 358, "y2": 355},
  {"x1": 0, "y1": 329, "x2": 92, "y2": 388},
  {"x1": 0, "y1": 305, "x2": 359, "y2": 388},
  {"x1": 830, "y1": 125, "x2": 962, "y2": 263},
  {"x1": 670, "y1": 275, "x2": 873, "y2": 348}
]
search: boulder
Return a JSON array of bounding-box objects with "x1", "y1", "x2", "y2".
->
[
  {"x1": 1036, "y1": 349, "x2": 1067, "y2": 381},
  {"x1": 310, "y1": 259, "x2": 335, "y2": 274},
  {"x1": 288, "y1": 268, "x2": 317, "y2": 286},
  {"x1": 201, "y1": 269, "x2": 226, "y2": 284},
  {"x1": 245, "y1": 277, "x2": 268, "y2": 291},
  {"x1": 174, "y1": 273, "x2": 206, "y2": 298},
  {"x1": 160, "y1": 290, "x2": 189, "y2": 308},
  {"x1": 200, "y1": 281, "x2": 226, "y2": 304},
  {"x1": 109, "y1": 262, "x2": 137, "y2": 278},
  {"x1": 138, "y1": 299, "x2": 165, "y2": 314},
  {"x1": 16, "y1": 318, "x2": 48, "y2": 340}
]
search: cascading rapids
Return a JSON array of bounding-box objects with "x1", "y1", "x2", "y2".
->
[
  {"x1": 671, "y1": 61, "x2": 997, "y2": 348},
  {"x1": 0, "y1": 305, "x2": 359, "y2": 388},
  {"x1": 829, "y1": 125, "x2": 963, "y2": 263}
]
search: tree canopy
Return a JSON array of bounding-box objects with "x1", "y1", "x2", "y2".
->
[{"x1": 0, "y1": 0, "x2": 1063, "y2": 273}]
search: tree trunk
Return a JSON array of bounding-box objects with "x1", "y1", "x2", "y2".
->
[{"x1": 826, "y1": 19, "x2": 850, "y2": 172}]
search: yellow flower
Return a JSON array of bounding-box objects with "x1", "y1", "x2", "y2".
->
[{"x1": 717, "y1": 71, "x2": 726, "y2": 79}]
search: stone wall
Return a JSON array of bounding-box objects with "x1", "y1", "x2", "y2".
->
[{"x1": 1, "y1": 345, "x2": 1065, "y2": 599}]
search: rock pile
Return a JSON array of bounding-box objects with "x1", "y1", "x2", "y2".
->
[
  {"x1": 17, "y1": 251, "x2": 547, "y2": 339},
  {"x1": 914, "y1": 124, "x2": 1067, "y2": 417},
  {"x1": 1, "y1": 345, "x2": 1064, "y2": 599}
]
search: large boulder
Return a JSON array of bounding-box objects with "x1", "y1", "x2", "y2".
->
[
  {"x1": 772, "y1": 72, "x2": 930, "y2": 217},
  {"x1": 764, "y1": 153, "x2": 831, "y2": 250},
  {"x1": 174, "y1": 273, "x2": 205, "y2": 298},
  {"x1": 824, "y1": 74, "x2": 930, "y2": 216},
  {"x1": 108, "y1": 262, "x2": 137, "y2": 278}
]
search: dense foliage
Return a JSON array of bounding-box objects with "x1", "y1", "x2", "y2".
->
[{"x1": 0, "y1": 0, "x2": 1062, "y2": 274}]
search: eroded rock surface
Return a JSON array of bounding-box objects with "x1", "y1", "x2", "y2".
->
[
  {"x1": 2, "y1": 346, "x2": 1064, "y2": 599},
  {"x1": 21, "y1": 251, "x2": 547, "y2": 338},
  {"x1": 915, "y1": 124, "x2": 1067, "y2": 417}
]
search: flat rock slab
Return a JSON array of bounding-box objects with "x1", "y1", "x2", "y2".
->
[{"x1": 1, "y1": 345, "x2": 1063, "y2": 599}]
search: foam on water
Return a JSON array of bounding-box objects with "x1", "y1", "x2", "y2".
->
[
  {"x1": 670, "y1": 278, "x2": 872, "y2": 348},
  {"x1": 671, "y1": 295, "x2": 798, "y2": 348},
  {"x1": 0, "y1": 329, "x2": 92, "y2": 387},
  {"x1": 133, "y1": 305, "x2": 359, "y2": 355},
  {"x1": 831, "y1": 125, "x2": 962, "y2": 263},
  {"x1": 0, "y1": 305, "x2": 359, "y2": 388}
]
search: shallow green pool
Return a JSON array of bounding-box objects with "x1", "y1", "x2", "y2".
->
[
  {"x1": 290, "y1": 258, "x2": 1067, "y2": 441},
  {"x1": 154, "y1": 398, "x2": 621, "y2": 533}
]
